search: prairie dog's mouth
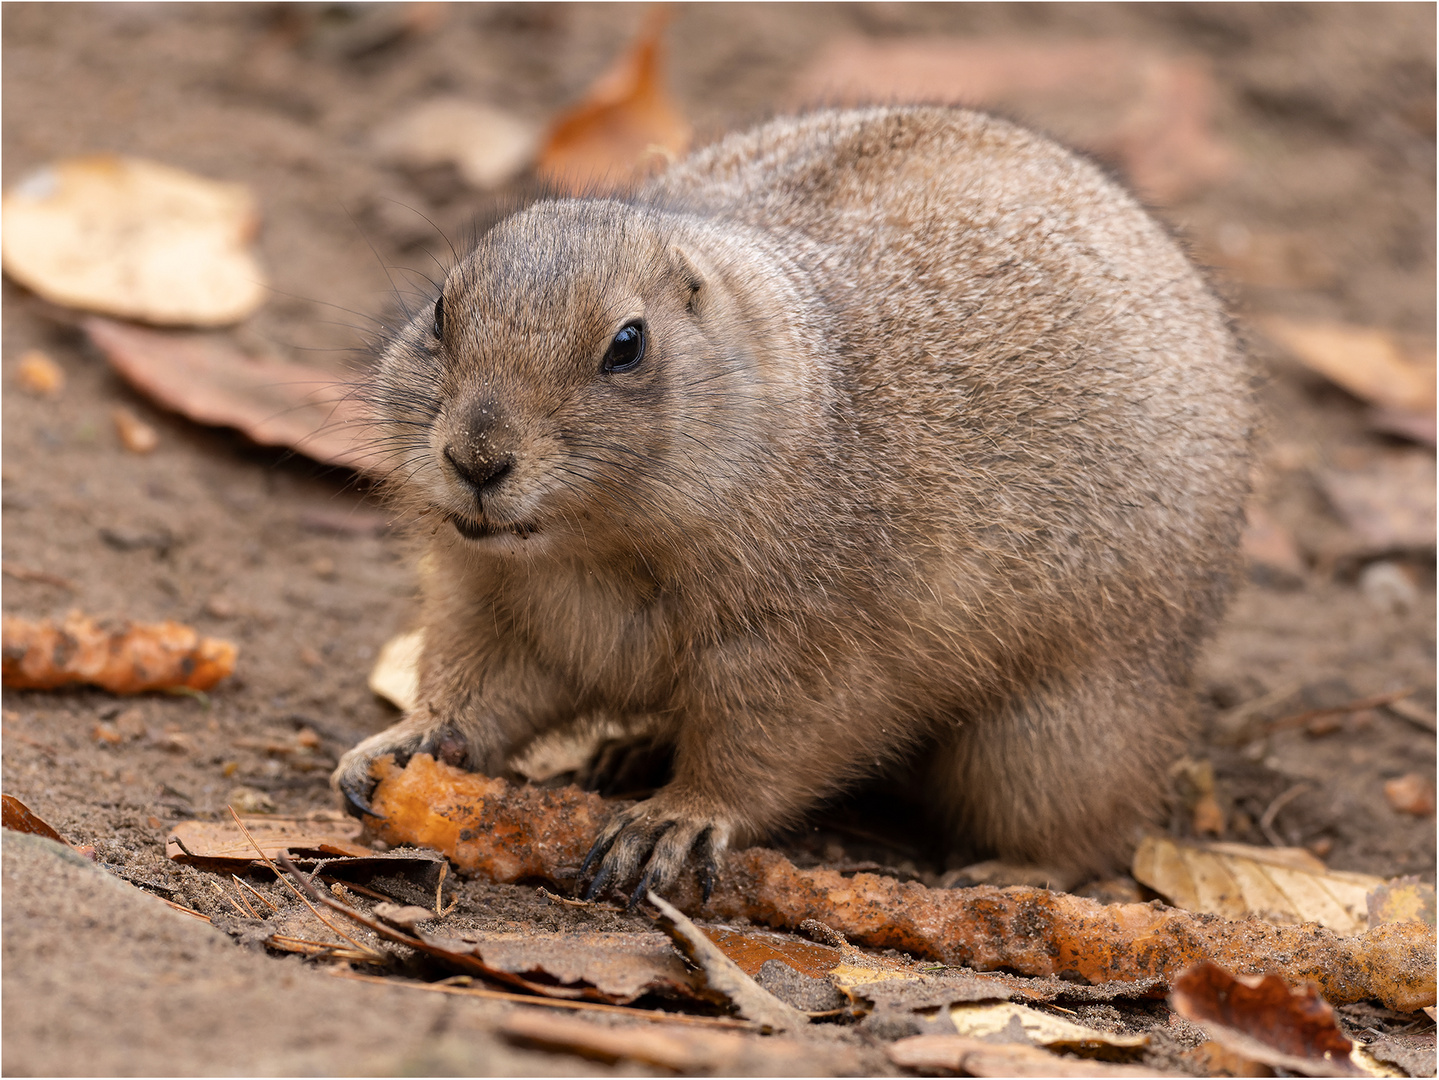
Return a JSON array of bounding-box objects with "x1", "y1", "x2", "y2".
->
[{"x1": 447, "y1": 513, "x2": 536, "y2": 541}]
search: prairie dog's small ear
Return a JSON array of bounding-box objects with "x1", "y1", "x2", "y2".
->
[{"x1": 669, "y1": 245, "x2": 707, "y2": 316}]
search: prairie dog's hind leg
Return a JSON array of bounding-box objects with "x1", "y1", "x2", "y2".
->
[{"x1": 929, "y1": 663, "x2": 1192, "y2": 879}]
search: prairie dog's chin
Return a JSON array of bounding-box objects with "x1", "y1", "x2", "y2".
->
[{"x1": 445, "y1": 511, "x2": 538, "y2": 542}]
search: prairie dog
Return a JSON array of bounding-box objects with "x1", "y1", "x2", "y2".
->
[{"x1": 334, "y1": 106, "x2": 1252, "y2": 898}]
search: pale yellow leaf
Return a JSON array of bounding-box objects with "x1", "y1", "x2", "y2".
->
[
  {"x1": 373, "y1": 98, "x2": 538, "y2": 189},
  {"x1": 1134, "y1": 837, "x2": 1383, "y2": 935},
  {"x1": 949, "y1": 1001, "x2": 1148, "y2": 1050},
  {"x1": 368, "y1": 628, "x2": 424, "y2": 712},
  {"x1": 2, "y1": 156, "x2": 266, "y2": 326}
]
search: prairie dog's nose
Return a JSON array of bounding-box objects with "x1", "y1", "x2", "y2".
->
[{"x1": 444, "y1": 445, "x2": 514, "y2": 499}]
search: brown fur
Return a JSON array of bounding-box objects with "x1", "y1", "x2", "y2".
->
[{"x1": 333, "y1": 106, "x2": 1253, "y2": 895}]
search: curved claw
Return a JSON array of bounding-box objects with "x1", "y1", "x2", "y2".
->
[
  {"x1": 696, "y1": 827, "x2": 717, "y2": 903},
  {"x1": 584, "y1": 857, "x2": 618, "y2": 902},
  {"x1": 339, "y1": 777, "x2": 383, "y2": 821},
  {"x1": 579, "y1": 824, "x2": 621, "y2": 889},
  {"x1": 626, "y1": 867, "x2": 657, "y2": 912}
]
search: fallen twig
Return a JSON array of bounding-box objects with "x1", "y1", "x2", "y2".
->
[
  {"x1": 228, "y1": 808, "x2": 381, "y2": 961},
  {"x1": 1258, "y1": 782, "x2": 1313, "y2": 847},
  {"x1": 331, "y1": 969, "x2": 760, "y2": 1029},
  {"x1": 1262, "y1": 688, "x2": 1417, "y2": 739},
  {"x1": 1, "y1": 562, "x2": 77, "y2": 591},
  {"x1": 645, "y1": 891, "x2": 807, "y2": 1031}
]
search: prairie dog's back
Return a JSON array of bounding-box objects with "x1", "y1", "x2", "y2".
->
[{"x1": 651, "y1": 106, "x2": 1249, "y2": 627}]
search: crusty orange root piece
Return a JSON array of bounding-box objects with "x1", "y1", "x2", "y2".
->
[
  {"x1": 2, "y1": 611, "x2": 236, "y2": 693},
  {"x1": 367, "y1": 755, "x2": 1436, "y2": 1013}
]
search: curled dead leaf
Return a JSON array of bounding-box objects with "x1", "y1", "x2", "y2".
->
[
  {"x1": 2, "y1": 611, "x2": 236, "y2": 694},
  {"x1": 537, "y1": 8, "x2": 690, "y2": 191},
  {"x1": 1170, "y1": 961, "x2": 1361, "y2": 1077},
  {"x1": 2, "y1": 155, "x2": 266, "y2": 326},
  {"x1": 1, "y1": 793, "x2": 70, "y2": 845}
]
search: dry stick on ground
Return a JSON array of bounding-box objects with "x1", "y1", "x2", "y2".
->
[
  {"x1": 1259, "y1": 782, "x2": 1314, "y2": 847},
  {"x1": 234, "y1": 876, "x2": 282, "y2": 915},
  {"x1": 226, "y1": 878, "x2": 261, "y2": 919},
  {"x1": 331, "y1": 970, "x2": 762, "y2": 1029},
  {"x1": 1261, "y1": 688, "x2": 1418, "y2": 739},
  {"x1": 1385, "y1": 698, "x2": 1437, "y2": 734},
  {"x1": 364, "y1": 755, "x2": 1438, "y2": 1012},
  {"x1": 227, "y1": 808, "x2": 382, "y2": 961}
]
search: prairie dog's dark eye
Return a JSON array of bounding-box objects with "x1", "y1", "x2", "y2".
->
[
  {"x1": 433, "y1": 296, "x2": 445, "y2": 340},
  {"x1": 602, "y1": 321, "x2": 645, "y2": 373}
]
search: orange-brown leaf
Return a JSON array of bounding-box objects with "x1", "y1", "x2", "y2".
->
[
  {"x1": 84, "y1": 317, "x2": 370, "y2": 472},
  {"x1": 1, "y1": 793, "x2": 70, "y2": 844},
  {"x1": 1170, "y1": 961, "x2": 1361, "y2": 1077},
  {"x1": 536, "y1": 7, "x2": 690, "y2": 192}
]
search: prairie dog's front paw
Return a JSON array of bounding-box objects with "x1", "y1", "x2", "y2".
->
[
  {"x1": 579, "y1": 791, "x2": 733, "y2": 907},
  {"x1": 330, "y1": 715, "x2": 470, "y2": 818}
]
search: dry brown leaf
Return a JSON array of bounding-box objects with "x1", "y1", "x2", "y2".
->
[
  {"x1": 167, "y1": 814, "x2": 445, "y2": 882},
  {"x1": 111, "y1": 406, "x2": 159, "y2": 454},
  {"x1": 2, "y1": 611, "x2": 236, "y2": 694},
  {"x1": 440, "y1": 930, "x2": 701, "y2": 1003},
  {"x1": 790, "y1": 37, "x2": 1232, "y2": 203},
  {"x1": 372, "y1": 98, "x2": 538, "y2": 189},
  {"x1": 1318, "y1": 451, "x2": 1437, "y2": 553},
  {"x1": 1, "y1": 794, "x2": 70, "y2": 845},
  {"x1": 948, "y1": 1000, "x2": 1148, "y2": 1051},
  {"x1": 295, "y1": 874, "x2": 708, "y2": 1005},
  {"x1": 889, "y1": 1035, "x2": 1171, "y2": 1078},
  {"x1": 168, "y1": 814, "x2": 373, "y2": 864},
  {"x1": 2, "y1": 155, "x2": 266, "y2": 326},
  {"x1": 84, "y1": 317, "x2": 370, "y2": 472},
  {"x1": 1257, "y1": 317, "x2": 1437, "y2": 415},
  {"x1": 14, "y1": 350, "x2": 65, "y2": 396},
  {"x1": 364, "y1": 756, "x2": 1436, "y2": 1011},
  {"x1": 1133, "y1": 836, "x2": 1382, "y2": 935},
  {"x1": 1170, "y1": 961, "x2": 1362, "y2": 1077},
  {"x1": 368, "y1": 628, "x2": 424, "y2": 711},
  {"x1": 536, "y1": 8, "x2": 690, "y2": 191}
]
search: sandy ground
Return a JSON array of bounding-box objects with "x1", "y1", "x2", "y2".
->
[{"x1": 2, "y1": 4, "x2": 1434, "y2": 1075}]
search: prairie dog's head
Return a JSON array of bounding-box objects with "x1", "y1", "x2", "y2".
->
[{"x1": 370, "y1": 199, "x2": 803, "y2": 560}]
